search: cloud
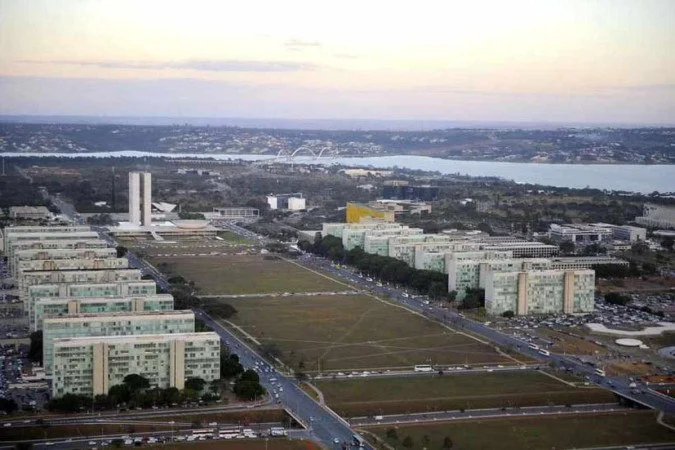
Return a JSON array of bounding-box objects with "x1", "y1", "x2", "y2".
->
[
  {"x1": 604, "y1": 84, "x2": 675, "y2": 92},
  {"x1": 18, "y1": 59, "x2": 318, "y2": 72},
  {"x1": 333, "y1": 53, "x2": 360, "y2": 59},
  {"x1": 284, "y1": 39, "x2": 322, "y2": 50}
]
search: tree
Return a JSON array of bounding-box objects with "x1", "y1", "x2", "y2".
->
[
  {"x1": 115, "y1": 246, "x2": 128, "y2": 258},
  {"x1": 502, "y1": 310, "x2": 515, "y2": 318},
  {"x1": 402, "y1": 436, "x2": 414, "y2": 448},
  {"x1": 221, "y1": 354, "x2": 244, "y2": 379},
  {"x1": 662, "y1": 237, "x2": 674, "y2": 251},
  {"x1": 422, "y1": 434, "x2": 431, "y2": 447},
  {"x1": 28, "y1": 330, "x2": 43, "y2": 364},
  {"x1": 0, "y1": 397, "x2": 18, "y2": 414},
  {"x1": 123, "y1": 374, "x2": 150, "y2": 392},
  {"x1": 233, "y1": 377, "x2": 266, "y2": 401},
  {"x1": 240, "y1": 369, "x2": 260, "y2": 383},
  {"x1": 559, "y1": 241, "x2": 575, "y2": 255},
  {"x1": 386, "y1": 428, "x2": 398, "y2": 440},
  {"x1": 443, "y1": 436, "x2": 454, "y2": 449},
  {"x1": 447, "y1": 290, "x2": 457, "y2": 303},
  {"x1": 604, "y1": 292, "x2": 631, "y2": 306},
  {"x1": 429, "y1": 281, "x2": 447, "y2": 300},
  {"x1": 184, "y1": 377, "x2": 206, "y2": 392}
]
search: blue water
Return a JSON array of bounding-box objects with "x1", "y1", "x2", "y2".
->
[{"x1": 2, "y1": 151, "x2": 673, "y2": 194}]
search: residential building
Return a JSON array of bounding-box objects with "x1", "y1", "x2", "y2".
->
[
  {"x1": 52, "y1": 332, "x2": 220, "y2": 397},
  {"x1": 33, "y1": 294, "x2": 174, "y2": 331},
  {"x1": 43, "y1": 310, "x2": 195, "y2": 375},
  {"x1": 484, "y1": 269, "x2": 595, "y2": 316}
]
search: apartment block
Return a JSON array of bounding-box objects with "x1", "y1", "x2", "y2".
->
[
  {"x1": 33, "y1": 294, "x2": 174, "y2": 331},
  {"x1": 484, "y1": 269, "x2": 595, "y2": 316},
  {"x1": 43, "y1": 310, "x2": 195, "y2": 375},
  {"x1": 26, "y1": 280, "x2": 156, "y2": 324},
  {"x1": 52, "y1": 332, "x2": 220, "y2": 397},
  {"x1": 448, "y1": 255, "x2": 549, "y2": 294},
  {"x1": 19, "y1": 268, "x2": 142, "y2": 301},
  {"x1": 5, "y1": 231, "x2": 100, "y2": 273},
  {"x1": 12, "y1": 247, "x2": 119, "y2": 277}
]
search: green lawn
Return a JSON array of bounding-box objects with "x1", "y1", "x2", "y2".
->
[
  {"x1": 217, "y1": 294, "x2": 515, "y2": 372},
  {"x1": 316, "y1": 371, "x2": 615, "y2": 417},
  {"x1": 367, "y1": 411, "x2": 675, "y2": 450},
  {"x1": 152, "y1": 254, "x2": 349, "y2": 295}
]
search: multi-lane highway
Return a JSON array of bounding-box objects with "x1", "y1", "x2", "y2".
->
[{"x1": 297, "y1": 253, "x2": 675, "y2": 415}]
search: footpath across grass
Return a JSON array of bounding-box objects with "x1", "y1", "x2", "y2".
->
[
  {"x1": 315, "y1": 371, "x2": 616, "y2": 417},
  {"x1": 366, "y1": 411, "x2": 675, "y2": 450}
]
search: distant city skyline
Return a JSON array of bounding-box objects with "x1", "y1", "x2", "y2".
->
[{"x1": 1, "y1": 0, "x2": 674, "y2": 124}]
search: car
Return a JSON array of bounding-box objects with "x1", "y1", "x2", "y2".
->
[{"x1": 333, "y1": 438, "x2": 341, "y2": 444}]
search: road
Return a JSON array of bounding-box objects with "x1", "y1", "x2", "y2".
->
[
  {"x1": 198, "y1": 309, "x2": 373, "y2": 449},
  {"x1": 295, "y1": 253, "x2": 675, "y2": 415},
  {"x1": 92, "y1": 228, "x2": 371, "y2": 449},
  {"x1": 349, "y1": 402, "x2": 624, "y2": 426}
]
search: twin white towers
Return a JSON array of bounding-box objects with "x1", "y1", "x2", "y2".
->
[{"x1": 128, "y1": 172, "x2": 152, "y2": 227}]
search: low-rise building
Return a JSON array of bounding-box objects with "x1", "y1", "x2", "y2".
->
[
  {"x1": 267, "y1": 193, "x2": 306, "y2": 210},
  {"x1": 635, "y1": 203, "x2": 675, "y2": 229},
  {"x1": 550, "y1": 256, "x2": 629, "y2": 270},
  {"x1": 482, "y1": 242, "x2": 559, "y2": 258},
  {"x1": 33, "y1": 294, "x2": 174, "y2": 331},
  {"x1": 52, "y1": 332, "x2": 220, "y2": 397},
  {"x1": 484, "y1": 269, "x2": 595, "y2": 316},
  {"x1": 43, "y1": 310, "x2": 195, "y2": 375},
  {"x1": 9, "y1": 206, "x2": 52, "y2": 220},
  {"x1": 548, "y1": 224, "x2": 613, "y2": 244}
]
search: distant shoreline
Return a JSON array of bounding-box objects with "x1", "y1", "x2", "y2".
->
[{"x1": 1, "y1": 150, "x2": 673, "y2": 166}]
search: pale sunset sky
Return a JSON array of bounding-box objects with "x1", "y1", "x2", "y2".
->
[{"x1": 1, "y1": 0, "x2": 674, "y2": 124}]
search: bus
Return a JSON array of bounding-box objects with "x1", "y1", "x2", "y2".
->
[
  {"x1": 528, "y1": 343, "x2": 539, "y2": 350},
  {"x1": 595, "y1": 368, "x2": 606, "y2": 377},
  {"x1": 538, "y1": 349, "x2": 550, "y2": 356},
  {"x1": 414, "y1": 365, "x2": 433, "y2": 372}
]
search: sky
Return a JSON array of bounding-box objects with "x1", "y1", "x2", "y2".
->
[{"x1": 0, "y1": 0, "x2": 674, "y2": 125}]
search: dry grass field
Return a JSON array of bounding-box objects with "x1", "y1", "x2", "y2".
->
[
  {"x1": 216, "y1": 294, "x2": 515, "y2": 372},
  {"x1": 151, "y1": 255, "x2": 349, "y2": 295},
  {"x1": 366, "y1": 411, "x2": 675, "y2": 450},
  {"x1": 315, "y1": 371, "x2": 616, "y2": 417}
]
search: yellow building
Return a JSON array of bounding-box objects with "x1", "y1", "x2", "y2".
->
[{"x1": 346, "y1": 202, "x2": 396, "y2": 223}]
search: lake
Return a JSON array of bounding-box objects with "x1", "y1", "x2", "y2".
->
[{"x1": 2, "y1": 151, "x2": 673, "y2": 194}]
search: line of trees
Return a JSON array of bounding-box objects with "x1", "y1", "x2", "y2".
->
[{"x1": 299, "y1": 235, "x2": 451, "y2": 298}]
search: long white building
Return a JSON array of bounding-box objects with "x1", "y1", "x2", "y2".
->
[
  {"x1": 33, "y1": 294, "x2": 174, "y2": 331},
  {"x1": 43, "y1": 310, "x2": 195, "y2": 375},
  {"x1": 52, "y1": 332, "x2": 220, "y2": 397},
  {"x1": 484, "y1": 269, "x2": 595, "y2": 316}
]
